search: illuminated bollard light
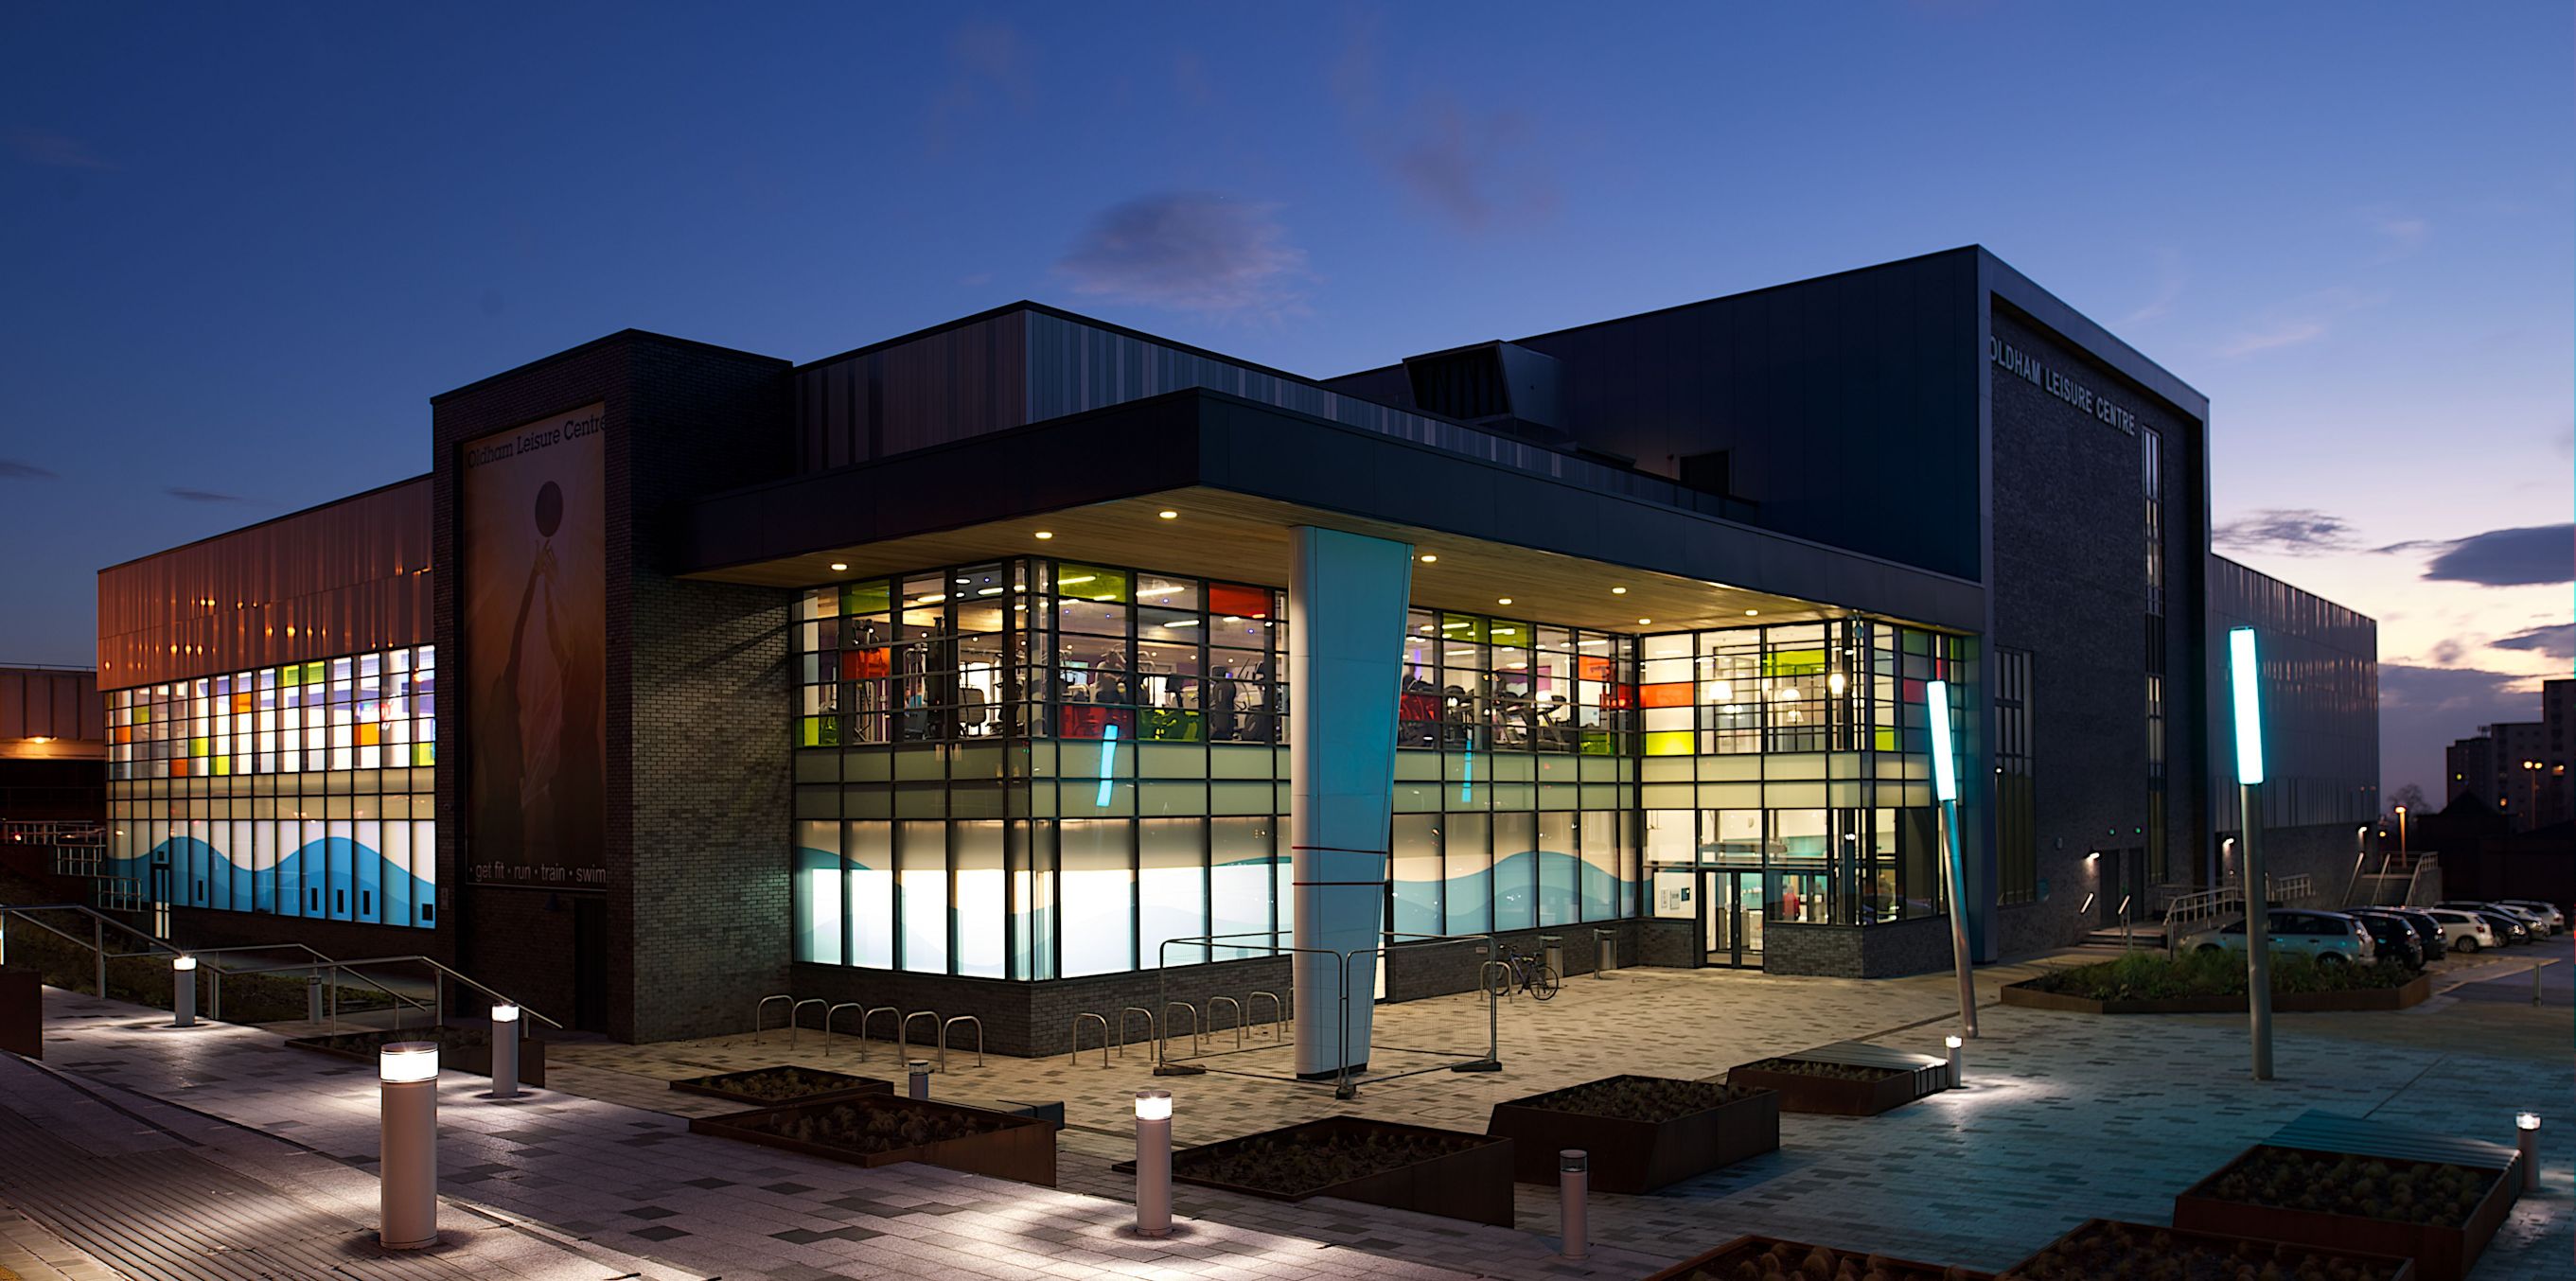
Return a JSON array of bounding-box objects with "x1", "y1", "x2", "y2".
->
[
  {"x1": 489, "y1": 1005, "x2": 520, "y2": 1099},
  {"x1": 1558, "y1": 1149, "x2": 1589, "y2": 1260},
  {"x1": 1134, "y1": 1088, "x2": 1173, "y2": 1238},
  {"x1": 1945, "y1": 1034, "x2": 1964, "y2": 1088},
  {"x1": 379, "y1": 1043, "x2": 440, "y2": 1250},
  {"x1": 171, "y1": 956, "x2": 198, "y2": 1027},
  {"x1": 2518, "y1": 1114, "x2": 2541, "y2": 1192},
  {"x1": 908, "y1": 1060, "x2": 930, "y2": 1099}
]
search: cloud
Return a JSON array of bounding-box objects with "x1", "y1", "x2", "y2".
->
[
  {"x1": 165, "y1": 487, "x2": 251, "y2": 503},
  {"x1": 6, "y1": 127, "x2": 115, "y2": 170},
  {"x1": 2418, "y1": 523, "x2": 2572, "y2": 587},
  {"x1": 2429, "y1": 639, "x2": 2463, "y2": 665},
  {"x1": 1329, "y1": 18, "x2": 1552, "y2": 230},
  {"x1": 2213, "y1": 508, "x2": 2359, "y2": 555},
  {"x1": 2216, "y1": 286, "x2": 2380, "y2": 360},
  {"x1": 2217, "y1": 319, "x2": 2328, "y2": 358},
  {"x1": 2122, "y1": 248, "x2": 2185, "y2": 325},
  {"x1": 1055, "y1": 194, "x2": 1308, "y2": 318},
  {"x1": 0, "y1": 459, "x2": 60, "y2": 480},
  {"x1": 925, "y1": 21, "x2": 1032, "y2": 151},
  {"x1": 2370, "y1": 211, "x2": 2430, "y2": 258},
  {"x1": 2378, "y1": 661, "x2": 2540, "y2": 800},
  {"x1": 2491, "y1": 623, "x2": 2575, "y2": 660}
]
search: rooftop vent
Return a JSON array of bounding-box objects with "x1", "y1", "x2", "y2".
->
[{"x1": 1402, "y1": 342, "x2": 1568, "y2": 447}]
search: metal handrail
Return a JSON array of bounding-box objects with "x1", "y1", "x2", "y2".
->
[
  {"x1": 1069, "y1": 1012, "x2": 1109, "y2": 1066},
  {"x1": 940, "y1": 1015, "x2": 982, "y2": 1069},
  {"x1": 752, "y1": 994, "x2": 793, "y2": 1042},
  {"x1": 897, "y1": 1010, "x2": 941, "y2": 1066},
  {"x1": 2077, "y1": 891, "x2": 2096, "y2": 916},
  {"x1": 1209, "y1": 995, "x2": 1244, "y2": 1049},
  {"x1": 790, "y1": 998, "x2": 827, "y2": 1047},
  {"x1": 2117, "y1": 894, "x2": 2133, "y2": 950},
  {"x1": 0, "y1": 904, "x2": 429, "y2": 1026},
  {"x1": 822, "y1": 1003, "x2": 865, "y2": 1057},
  {"x1": 1249, "y1": 990, "x2": 1286, "y2": 1040},
  {"x1": 857, "y1": 1006, "x2": 900, "y2": 1061},
  {"x1": 231, "y1": 952, "x2": 562, "y2": 1031},
  {"x1": 1117, "y1": 1007, "x2": 1155, "y2": 1059}
]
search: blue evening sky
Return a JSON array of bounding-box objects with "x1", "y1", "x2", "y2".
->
[{"x1": 3, "y1": 3, "x2": 2568, "y2": 798}]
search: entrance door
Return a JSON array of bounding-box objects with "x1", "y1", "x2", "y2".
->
[{"x1": 1703, "y1": 871, "x2": 1767, "y2": 967}]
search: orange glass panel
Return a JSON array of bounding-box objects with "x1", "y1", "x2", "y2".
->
[{"x1": 1638, "y1": 682, "x2": 1692, "y2": 709}]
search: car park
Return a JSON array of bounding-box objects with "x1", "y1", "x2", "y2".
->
[
  {"x1": 2344, "y1": 908, "x2": 2434, "y2": 969},
  {"x1": 2438, "y1": 901, "x2": 2542, "y2": 944},
  {"x1": 2423, "y1": 908, "x2": 2498, "y2": 953},
  {"x1": 2194, "y1": 908, "x2": 2377, "y2": 966},
  {"x1": 2494, "y1": 899, "x2": 2566, "y2": 935}
]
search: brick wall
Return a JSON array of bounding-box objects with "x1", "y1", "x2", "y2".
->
[{"x1": 1763, "y1": 916, "x2": 1955, "y2": 978}]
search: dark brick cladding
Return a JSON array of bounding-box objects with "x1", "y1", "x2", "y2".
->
[
  {"x1": 431, "y1": 331, "x2": 792, "y2": 1042},
  {"x1": 1986, "y1": 304, "x2": 2209, "y2": 958},
  {"x1": 1763, "y1": 916, "x2": 1955, "y2": 978}
]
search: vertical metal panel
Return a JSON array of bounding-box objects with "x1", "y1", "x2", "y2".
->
[{"x1": 96, "y1": 477, "x2": 432, "y2": 690}]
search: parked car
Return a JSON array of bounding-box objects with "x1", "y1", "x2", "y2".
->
[
  {"x1": 2494, "y1": 899, "x2": 2567, "y2": 935},
  {"x1": 2348, "y1": 906, "x2": 2442, "y2": 965},
  {"x1": 2197, "y1": 909, "x2": 2377, "y2": 966},
  {"x1": 2438, "y1": 902, "x2": 2541, "y2": 944},
  {"x1": 2343, "y1": 911, "x2": 2424, "y2": 971},
  {"x1": 2423, "y1": 908, "x2": 2499, "y2": 953}
]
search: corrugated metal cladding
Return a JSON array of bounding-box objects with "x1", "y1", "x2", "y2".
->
[
  {"x1": 2206, "y1": 553, "x2": 2380, "y2": 830},
  {"x1": 792, "y1": 313, "x2": 1029, "y2": 471},
  {"x1": 0, "y1": 668, "x2": 100, "y2": 742},
  {"x1": 97, "y1": 478, "x2": 432, "y2": 691}
]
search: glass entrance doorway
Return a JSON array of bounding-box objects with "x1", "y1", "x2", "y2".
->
[{"x1": 1703, "y1": 870, "x2": 1764, "y2": 967}]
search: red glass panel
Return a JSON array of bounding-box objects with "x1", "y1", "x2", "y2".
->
[{"x1": 1208, "y1": 583, "x2": 1269, "y2": 619}]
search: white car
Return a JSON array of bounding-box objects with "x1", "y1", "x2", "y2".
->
[
  {"x1": 2495, "y1": 900, "x2": 2566, "y2": 935},
  {"x1": 2423, "y1": 908, "x2": 2499, "y2": 954}
]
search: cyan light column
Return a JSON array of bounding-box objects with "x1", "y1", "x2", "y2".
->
[{"x1": 1287, "y1": 526, "x2": 1411, "y2": 1079}]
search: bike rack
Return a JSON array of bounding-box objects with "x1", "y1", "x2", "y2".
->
[
  {"x1": 1158, "y1": 1000, "x2": 1202, "y2": 1068},
  {"x1": 789, "y1": 998, "x2": 827, "y2": 1047},
  {"x1": 823, "y1": 1002, "x2": 866, "y2": 1057},
  {"x1": 898, "y1": 1010, "x2": 941, "y2": 1067},
  {"x1": 752, "y1": 993, "x2": 794, "y2": 1043},
  {"x1": 1248, "y1": 990, "x2": 1286, "y2": 1041},
  {"x1": 1069, "y1": 1012, "x2": 1110, "y2": 1067},
  {"x1": 1116, "y1": 1007, "x2": 1156, "y2": 1059},
  {"x1": 941, "y1": 1015, "x2": 983, "y2": 1069},
  {"x1": 857, "y1": 1006, "x2": 901, "y2": 1061},
  {"x1": 1209, "y1": 995, "x2": 1244, "y2": 1049}
]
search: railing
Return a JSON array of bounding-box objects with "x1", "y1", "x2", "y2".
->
[
  {"x1": 2116, "y1": 895, "x2": 2134, "y2": 950},
  {"x1": 2163, "y1": 886, "x2": 2245, "y2": 954}
]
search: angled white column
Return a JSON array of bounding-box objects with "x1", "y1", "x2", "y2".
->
[{"x1": 1287, "y1": 526, "x2": 1411, "y2": 1079}]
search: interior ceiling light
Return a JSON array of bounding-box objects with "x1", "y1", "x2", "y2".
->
[
  {"x1": 828, "y1": 562, "x2": 848, "y2": 571},
  {"x1": 1157, "y1": 510, "x2": 1178, "y2": 519},
  {"x1": 1496, "y1": 597, "x2": 1513, "y2": 605},
  {"x1": 1419, "y1": 554, "x2": 1438, "y2": 563},
  {"x1": 1033, "y1": 531, "x2": 1054, "y2": 540},
  {"x1": 1637, "y1": 618, "x2": 1652, "y2": 625},
  {"x1": 1612, "y1": 587, "x2": 1627, "y2": 595},
  {"x1": 1744, "y1": 608, "x2": 1760, "y2": 617}
]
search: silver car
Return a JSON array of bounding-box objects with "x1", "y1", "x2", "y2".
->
[
  {"x1": 2495, "y1": 900, "x2": 2566, "y2": 935},
  {"x1": 2440, "y1": 901, "x2": 2552, "y2": 939},
  {"x1": 2423, "y1": 908, "x2": 2500, "y2": 953},
  {"x1": 2197, "y1": 909, "x2": 2378, "y2": 966}
]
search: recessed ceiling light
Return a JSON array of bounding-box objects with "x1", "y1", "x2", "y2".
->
[
  {"x1": 1157, "y1": 510, "x2": 1178, "y2": 519},
  {"x1": 1497, "y1": 597, "x2": 1513, "y2": 605},
  {"x1": 1637, "y1": 617, "x2": 1653, "y2": 625},
  {"x1": 828, "y1": 562, "x2": 848, "y2": 571},
  {"x1": 1419, "y1": 554, "x2": 1438, "y2": 563},
  {"x1": 1611, "y1": 587, "x2": 1627, "y2": 595},
  {"x1": 1744, "y1": 608, "x2": 1759, "y2": 617},
  {"x1": 1033, "y1": 531, "x2": 1054, "y2": 540}
]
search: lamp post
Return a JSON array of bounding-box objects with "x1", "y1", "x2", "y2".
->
[
  {"x1": 2228, "y1": 626, "x2": 2273, "y2": 1082},
  {"x1": 379, "y1": 1042, "x2": 440, "y2": 1250},
  {"x1": 171, "y1": 956, "x2": 198, "y2": 1027},
  {"x1": 1134, "y1": 1089, "x2": 1173, "y2": 1237},
  {"x1": 1925, "y1": 680, "x2": 1976, "y2": 1038},
  {"x1": 2522, "y1": 761, "x2": 2542, "y2": 832},
  {"x1": 489, "y1": 1005, "x2": 520, "y2": 1099},
  {"x1": 2394, "y1": 806, "x2": 2407, "y2": 859},
  {"x1": 2517, "y1": 1114, "x2": 2541, "y2": 1192}
]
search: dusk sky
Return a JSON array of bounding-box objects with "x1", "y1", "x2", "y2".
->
[{"x1": 3, "y1": 4, "x2": 2567, "y2": 801}]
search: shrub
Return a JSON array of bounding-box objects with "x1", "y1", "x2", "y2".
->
[
  {"x1": 1517, "y1": 1076, "x2": 1762, "y2": 1123},
  {"x1": 740, "y1": 1098, "x2": 1015, "y2": 1153},
  {"x1": 2028, "y1": 950, "x2": 2414, "y2": 1002},
  {"x1": 1732, "y1": 1059, "x2": 1903, "y2": 1082},
  {"x1": 2203, "y1": 1148, "x2": 2492, "y2": 1227},
  {"x1": 2009, "y1": 1220, "x2": 2404, "y2": 1279},
  {"x1": 1175, "y1": 1125, "x2": 1488, "y2": 1196},
  {"x1": 1677, "y1": 1237, "x2": 1975, "y2": 1281},
  {"x1": 677, "y1": 1066, "x2": 879, "y2": 1102}
]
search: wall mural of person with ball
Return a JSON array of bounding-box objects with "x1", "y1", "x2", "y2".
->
[{"x1": 463, "y1": 403, "x2": 608, "y2": 888}]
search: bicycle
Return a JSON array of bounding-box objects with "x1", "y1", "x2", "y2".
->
[{"x1": 1490, "y1": 950, "x2": 1561, "y2": 1001}]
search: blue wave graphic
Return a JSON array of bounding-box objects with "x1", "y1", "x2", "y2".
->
[{"x1": 140, "y1": 834, "x2": 433, "y2": 927}]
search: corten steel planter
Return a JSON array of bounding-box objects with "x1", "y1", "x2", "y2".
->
[
  {"x1": 0, "y1": 965, "x2": 41, "y2": 1060},
  {"x1": 1486, "y1": 1075, "x2": 1778, "y2": 1192},
  {"x1": 283, "y1": 1026, "x2": 548, "y2": 1086},
  {"x1": 690, "y1": 1094, "x2": 1059, "y2": 1187},
  {"x1": 2172, "y1": 1145, "x2": 2518, "y2": 1281},
  {"x1": 1997, "y1": 1217, "x2": 2415, "y2": 1280},
  {"x1": 1723, "y1": 1060, "x2": 1922, "y2": 1116},
  {"x1": 1640, "y1": 1234, "x2": 1991, "y2": 1281},
  {"x1": 2001, "y1": 973, "x2": 2430, "y2": 1015},
  {"x1": 667, "y1": 1066, "x2": 891, "y2": 1107},
  {"x1": 1119, "y1": 1116, "x2": 1515, "y2": 1226}
]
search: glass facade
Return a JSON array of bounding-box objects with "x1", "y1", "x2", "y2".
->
[
  {"x1": 102, "y1": 646, "x2": 437, "y2": 928},
  {"x1": 790, "y1": 557, "x2": 1646, "y2": 980}
]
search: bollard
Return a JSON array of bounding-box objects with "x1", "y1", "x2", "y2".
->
[
  {"x1": 379, "y1": 1043, "x2": 440, "y2": 1249},
  {"x1": 307, "y1": 974, "x2": 325, "y2": 1024},
  {"x1": 171, "y1": 956, "x2": 198, "y2": 1027},
  {"x1": 2518, "y1": 1114, "x2": 2540, "y2": 1192},
  {"x1": 2535, "y1": 957, "x2": 2546, "y2": 1008},
  {"x1": 1945, "y1": 1035, "x2": 1963, "y2": 1088},
  {"x1": 1558, "y1": 1149, "x2": 1588, "y2": 1260},
  {"x1": 489, "y1": 1005, "x2": 520, "y2": 1099},
  {"x1": 908, "y1": 1060, "x2": 930, "y2": 1099},
  {"x1": 1135, "y1": 1089, "x2": 1173, "y2": 1237}
]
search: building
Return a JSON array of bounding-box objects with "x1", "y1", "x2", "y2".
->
[
  {"x1": 2441, "y1": 682, "x2": 2571, "y2": 832},
  {"x1": 0, "y1": 665, "x2": 108, "y2": 900},
  {"x1": 92, "y1": 247, "x2": 2378, "y2": 1055},
  {"x1": 2544, "y1": 678, "x2": 2573, "y2": 828}
]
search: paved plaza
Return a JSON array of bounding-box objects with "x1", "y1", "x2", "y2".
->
[{"x1": 0, "y1": 940, "x2": 2567, "y2": 1279}]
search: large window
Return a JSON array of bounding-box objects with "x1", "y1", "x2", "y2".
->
[{"x1": 103, "y1": 647, "x2": 437, "y2": 930}]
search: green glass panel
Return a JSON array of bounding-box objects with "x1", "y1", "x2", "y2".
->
[
  {"x1": 1488, "y1": 619, "x2": 1529, "y2": 646},
  {"x1": 841, "y1": 580, "x2": 891, "y2": 614},
  {"x1": 1055, "y1": 563, "x2": 1130, "y2": 604},
  {"x1": 1644, "y1": 730, "x2": 1693, "y2": 757},
  {"x1": 1875, "y1": 728, "x2": 1897, "y2": 752},
  {"x1": 1579, "y1": 730, "x2": 1614, "y2": 756},
  {"x1": 1140, "y1": 709, "x2": 1203, "y2": 742},
  {"x1": 414, "y1": 744, "x2": 436, "y2": 766},
  {"x1": 1440, "y1": 612, "x2": 1488, "y2": 643}
]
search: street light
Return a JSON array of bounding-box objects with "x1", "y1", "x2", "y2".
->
[
  {"x1": 379, "y1": 1043, "x2": 440, "y2": 1249},
  {"x1": 1926, "y1": 679, "x2": 1975, "y2": 1039},
  {"x1": 2228, "y1": 626, "x2": 2273, "y2": 1082},
  {"x1": 1134, "y1": 1089, "x2": 1173, "y2": 1237},
  {"x1": 2394, "y1": 805, "x2": 2408, "y2": 858},
  {"x1": 489, "y1": 1005, "x2": 520, "y2": 1099},
  {"x1": 171, "y1": 956, "x2": 198, "y2": 1028}
]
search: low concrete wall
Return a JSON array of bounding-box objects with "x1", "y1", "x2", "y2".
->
[{"x1": 1763, "y1": 915, "x2": 1956, "y2": 978}]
